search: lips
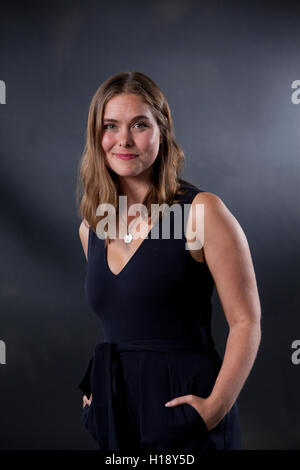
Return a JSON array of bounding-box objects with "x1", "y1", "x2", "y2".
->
[{"x1": 114, "y1": 153, "x2": 138, "y2": 161}]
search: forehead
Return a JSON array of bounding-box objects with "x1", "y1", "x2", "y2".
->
[{"x1": 103, "y1": 93, "x2": 154, "y2": 119}]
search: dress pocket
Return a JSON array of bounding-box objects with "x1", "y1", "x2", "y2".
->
[
  {"x1": 81, "y1": 400, "x2": 100, "y2": 444},
  {"x1": 189, "y1": 373, "x2": 228, "y2": 449},
  {"x1": 184, "y1": 402, "x2": 209, "y2": 433},
  {"x1": 82, "y1": 402, "x2": 90, "y2": 426},
  {"x1": 166, "y1": 370, "x2": 212, "y2": 449}
]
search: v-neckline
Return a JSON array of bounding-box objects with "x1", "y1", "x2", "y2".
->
[
  {"x1": 102, "y1": 183, "x2": 187, "y2": 278},
  {"x1": 103, "y1": 216, "x2": 160, "y2": 278}
]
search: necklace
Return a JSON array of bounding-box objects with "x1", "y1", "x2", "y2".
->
[{"x1": 118, "y1": 211, "x2": 142, "y2": 244}]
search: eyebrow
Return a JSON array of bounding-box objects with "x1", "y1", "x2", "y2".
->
[{"x1": 103, "y1": 115, "x2": 150, "y2": 123}]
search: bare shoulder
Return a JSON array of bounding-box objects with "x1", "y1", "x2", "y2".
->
[
  {"x1": 79, "y1": 219, "x2": 90, "y2": 261},
  {"x1": 185, "y1": 191, "x2": 233, "y2": 256},
  {"x1": 191, "y1": 191, "x2": 226, "y2": 210},
  {"x1": 190, "y1": 191, "x2": 241, "y2": 237},
  {"x1": 191, "y1": 191, "x2": 261, "y2": 326}
]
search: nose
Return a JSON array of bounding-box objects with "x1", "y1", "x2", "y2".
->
[{"x1": 118, "y1": 127, "x2": 133, "y2": 147}]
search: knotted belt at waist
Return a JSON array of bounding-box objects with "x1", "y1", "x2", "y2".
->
[{"x1": 78, "y1": 327, "x2": 216, "y2": 449}]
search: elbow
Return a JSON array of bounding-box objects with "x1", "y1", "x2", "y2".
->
[{"x1": 229, "y1": 315, "x2": 262, "y2": 342}]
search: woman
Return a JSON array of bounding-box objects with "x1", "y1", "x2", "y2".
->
[{"x1": 76, "y1": 71, "x2": 261, "y2": 451}]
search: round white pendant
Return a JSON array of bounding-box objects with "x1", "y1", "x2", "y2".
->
[{"x1": 124, "y1": 232, "x2": 133, "y2": 244}]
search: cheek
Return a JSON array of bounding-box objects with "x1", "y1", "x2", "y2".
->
[
  {"x1": 138, "y1": 132, "x2": 159, "y2": 153},
  {"x1": 101, "y1": 134, "x2": 114, "y2": 151}
]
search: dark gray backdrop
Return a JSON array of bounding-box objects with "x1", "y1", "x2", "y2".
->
[{"x1": 0, "y1": 0, "x2": 299, "y2": 450}]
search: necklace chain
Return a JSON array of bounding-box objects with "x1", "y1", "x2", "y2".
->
[{"x1": 118, "y1": 211, "x2": 141, "y2": 244}]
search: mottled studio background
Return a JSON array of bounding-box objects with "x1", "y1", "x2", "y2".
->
[{"x1": 0, "y1": 0, "x2": 299, "y2": 450}]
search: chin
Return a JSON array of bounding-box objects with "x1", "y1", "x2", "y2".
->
[{"x1": 111, "y1": 167, "x2": 141, "y2": 177}]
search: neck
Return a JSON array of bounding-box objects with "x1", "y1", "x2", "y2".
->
[{"x1": 117, "y1": 171, "x2": 152, "y2": 208}]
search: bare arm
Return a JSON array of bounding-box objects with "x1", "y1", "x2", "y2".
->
[
  {"x1": 180, "y1": 192, "x2": 261, "y2": 429},
  {"x1": 200, "y1": 192, "x2": 261, "y2": 422},
  {"x1": 78, "y1": 219, "x2": 92, "y2": 407},
  {"x1": 79, "y1": 219, "x2": 89, "y2": 262}
]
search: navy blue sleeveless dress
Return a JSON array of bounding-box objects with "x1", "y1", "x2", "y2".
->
[{"x1": 78, "y1": 181, "x2": 242, "y2": 451}]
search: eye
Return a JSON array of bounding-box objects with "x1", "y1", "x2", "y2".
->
[
  {"x1": 103, "y1": 122, "x2": 148, "y2": 130},
  {"x1": 134, "y1": 121, "x2": 148, "y2": 128}
]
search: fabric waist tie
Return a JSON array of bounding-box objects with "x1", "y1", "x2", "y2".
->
[{"x1": 78, "y1": 327, "x2": 216, "y2": 449}]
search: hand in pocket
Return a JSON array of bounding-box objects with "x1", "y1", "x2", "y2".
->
[
  {"x1": 165, "y1": 393, "x2": 223, "y2": 431},
  {"x1": 82, "y1": 393, "x2": 92, "y2": 408}
]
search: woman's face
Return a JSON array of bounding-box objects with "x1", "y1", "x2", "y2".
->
[{"x1": 101, "y1": 93, "x2": 162, "y2": 179}]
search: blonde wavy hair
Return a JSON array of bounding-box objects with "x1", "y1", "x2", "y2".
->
[{"x1": 75, "y1": 71, "x2": 198, "y2": 247}]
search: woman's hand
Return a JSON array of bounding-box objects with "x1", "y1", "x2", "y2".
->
[
  {"x1": 165, "y1": 394, "x2": 224, "y2": 431},
  {"x1": 82, "y1": 393, "x2": 92, "y2": 408}
]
